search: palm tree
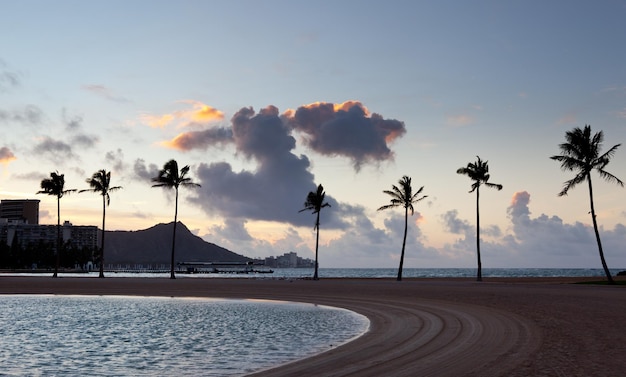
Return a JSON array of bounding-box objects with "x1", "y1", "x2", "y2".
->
[
  {"x1": 457, "y1": 156, "x2": 502, "y2": 282},
  {"x1": 550, "y1": 125, "x2": 623, "y2": 284},
  {"x1": 152, "y1": 159, "x2": 200, "y2": 279},
  {"x1": 299, "y1": 184, "x2": 331, "y2": 280},
  {"x1": 79, "y1": 170, "x2": 122, "y2": 278},
  {"x1": 377, "y1": 176, "x2": 427, "y2": 281},
  {"x1": 36, "y1": 172, "x2": 76, "y2": 277}
]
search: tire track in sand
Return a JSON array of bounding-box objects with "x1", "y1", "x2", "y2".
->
[{"x1": 248, "y1": 297, "x2": 541, "y2": 377}]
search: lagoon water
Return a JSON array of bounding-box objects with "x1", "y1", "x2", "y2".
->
[{"x1": 0, "y1": 295, "x2": 369, "y2": 376}]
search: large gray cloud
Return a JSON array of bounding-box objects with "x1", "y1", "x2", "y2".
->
[
  {"x1": 163, "y1": 101, "x2": 407, "y2": 172},
  {"x1": 190, "y1": 106, "x2": 347, "y2": 228},
  {"x1": 284, "y1": 101, "x2": 406, "y2": 170},
  {"x1": 163, "y1": 102, "x2": 407, "y2": 227}
]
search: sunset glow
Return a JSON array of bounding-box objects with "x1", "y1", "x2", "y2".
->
[{"x1": 1, "y1": 1, "x2": 624, "y2": 269}]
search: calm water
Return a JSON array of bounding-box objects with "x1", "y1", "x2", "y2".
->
[
  {"x1": 9, "y1": 267, "x2": 623, "y2": 279},
  {"x1": 0, "y1": 295, "x2": 369, "y2": 376}
]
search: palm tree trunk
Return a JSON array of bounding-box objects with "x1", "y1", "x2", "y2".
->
[
  {"x1": 397, "y1": 206, "x2": 408, "y2": 282},
  {"x1": 99, "y1": 195, "x2": 106, "y2": 278},
  {"x1": 170, "y1": 188, "x2": 179, "y2": 279},
  {"x1": 313, "y1": 211, "x2": 320, "y2": 280},
  {"x1": 54, "y1": 197, "x2": 60, "y2": 278},
  {"x1": 587, "y1": 176, "x2": 615, "y2": 284},
  {"x1": 476, "y1": 186, "x2": 482, "y2": 282}
]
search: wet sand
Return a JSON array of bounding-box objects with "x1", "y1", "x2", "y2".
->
[{"x1": 1, "y1": 276, "x2": 625, "y2": 376}]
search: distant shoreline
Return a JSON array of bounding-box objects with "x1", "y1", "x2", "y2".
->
[
  {"x1": 2, "y1": 266, "x2": 625, "y2": 281},
  {"x1": 2, "y1": 276, "x2": 625, "y2": 376}
]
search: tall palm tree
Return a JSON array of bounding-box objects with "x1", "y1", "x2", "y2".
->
[
  {"x1": 36, "y1": 172, "x2": 76, "y2": 278},
  {"x1": 299, "y1": 184, "x2": 331, "y2": 280},
  {"x1": 79, "y1": 170, "x2": 122, "y2": 278},
  {"x1": 152, "y1": 159, "x2": 200, "y2": 279},
  {"x1": 377, "y1": 176, "x2": 427, "y2": 281},
  {"x1": 550, "y1": 125, "x2": 623, "y2": 284},
  {"x1": 457, "y1": 156, "x2": 502, "y2": 282}
]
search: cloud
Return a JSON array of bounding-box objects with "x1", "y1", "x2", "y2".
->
[
  {"x1": 140, "y1": 113, "x2": 175, "y2": 128},
  {"x1": 82, "y1": 84, "x2": 131, "y2": 103},
  {"x1": 162, "y1": 126, "x2": 233, "y2": 150},
  {"x1": 140, "y1": 100, "x2": 224, "y2": 128},
  {"x1": 506, "y1": 191, "x2": 596, "y2": 257},
  {"x1": 63, "y1": 111, "x2": 83, "y2": 131},
  {"x1": 0, "y1": 59, "x2": 20, "y2": 92},
  {"x1": 180, "y1": 100, "x2": 224, "y2": 123},
  {"x1": 71, "y1": 134, "x2": 99, "y2": 148},
  {"x1": 179, "y1": 101, "x2": 407, "y2": 227},
  {"x1": 105, "y1": 148, "x2": 126, "y2": 172},
  {"x1": 0, "y1": 146, "x2": 16, "y2": 165},
  {"x1": 440, "y1": 209, "x2": 477, "y2": 257},
  {"x1": 284, "y1": 101, "x2": 406, "y2": 170},
  {"x1": 442, "y1": 209, "x2": 474, "y2": 235},
  {"x1": 0, "y1": 105, "x2": 43, "y2": 126},
  {"x1": 32, "y1": 137, "x2": 77, "y2": 164},
  {"x1": 210, "y1": 218, "x2": 254, "y2": 242},
  {"x1": 133, "y1": 158, "x2": 160, "y2": 181},
  {"x1": 190, "y1": 106, "x2": 347, "y2": 228},
  {"x1": 13, "y1": 171, "x2": 47, "y2": 181},
  {"x1": 437, "y1": 191, "x2": 626, "y2": 268},
  {"x1": 161, "y1": 100, "x2": 407, "y2": 172},
  {"x1": 62, "y1": 110, "x2": 99, "y2": 148},
  {"x1": 203, "y1": 221, "x2": 310, "y2": 260},
  {"x1": 200, "y1": 204, "x2": 441, "y2": 267},
  {"x1": 322, "y1": 208, "x2": 446, "y2": 268}
]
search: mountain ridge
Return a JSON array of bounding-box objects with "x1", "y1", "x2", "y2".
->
[{"x1": 104, "y1": 221, "x2": 250, "y2": 266}]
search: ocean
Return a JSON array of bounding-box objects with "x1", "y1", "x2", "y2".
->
[{"x1": 7, "y1": 267, "x2": 623, "y2": 279}]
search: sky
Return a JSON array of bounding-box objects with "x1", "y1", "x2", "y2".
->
[{"x1": 1, "y1": 0, "x2": 625, "y2": 269}]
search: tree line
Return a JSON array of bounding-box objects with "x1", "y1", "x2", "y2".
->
[
  {"x1": 16, "y1": 125, "x2": 623, "y2": 284},
  {"x1": 0, "y1": 239, "x2": 93, "y2": 271},
  {"x1": 302, "y1": 125, "x2": 623, "y2": 284}
]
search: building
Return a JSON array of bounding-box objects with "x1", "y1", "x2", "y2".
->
[
  {"x1": 0, "y1": 199, "x2": 40, "y2": 224},
  {"x1": 0, "y1": 220, "x2": 98, "y2": 251},
  {"x1": 264, "y1": 252, "x2": 315, "y2": 268}
]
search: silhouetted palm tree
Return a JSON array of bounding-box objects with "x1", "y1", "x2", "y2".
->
[
  {"x1": 457, "y1": 156, "x2": 502, "y2": 282},
  {"x1": 36, "y1": 172, "x2": 76, "y2": 277},
  {"x1": 79, "y1": 170, "x2": 122, "y2": 278},
  {"x1": 551, "y1": 125, "x2": 623, "y2": 284},
  {"x1": 299, "y1": 184, "x2": 331, "y2": 280},
  {"x1": 378, "y1": 176, "x2": 427, "y2": 281},
  {"x1": 152, "y1": 160, "x2": 200, "y2": 279}
]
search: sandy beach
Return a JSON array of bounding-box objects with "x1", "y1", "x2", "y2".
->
[{"x1": 1, "y1": 276, "x2": 625, "y2": 377}]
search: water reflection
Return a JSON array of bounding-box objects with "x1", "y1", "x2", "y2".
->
[{"x1": 0, "y1": 295, "x2": 369, "y2": 376}]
